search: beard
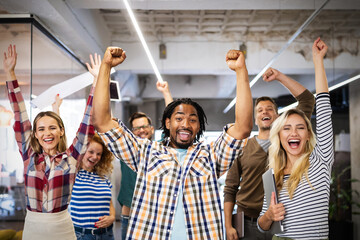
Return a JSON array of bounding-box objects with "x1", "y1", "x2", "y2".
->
[{"x1": 260, "y1": 125, "x2": 271, "y2": 131}]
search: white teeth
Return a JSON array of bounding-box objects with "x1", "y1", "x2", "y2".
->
[
  {"x1": 262, "y1": 117, "x2": 270, "y2": 120},
  {"x1": 44, "y1": 138, "x2": 54, "y2": 142},
  {"x1": 179, "y1": 131, "x2": 190, "y2": 135},
  {"x1": 289, "y1": 139, "x2": 300, "y2": 143}
]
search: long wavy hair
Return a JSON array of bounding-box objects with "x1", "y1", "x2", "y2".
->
[
  {"x1": 268, "y1": 108, "x2": 316, "y2": 199},
  {"x1": 88, "y1": 133, "x2": 114, "y2": 178},
  {"x1": 30, "y1": 111, "x2": 67, "y2": 154}
]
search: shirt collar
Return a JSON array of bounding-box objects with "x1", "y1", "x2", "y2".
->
[{"x1": 37, "y1": 151, "x2": 64, "y2": 164}]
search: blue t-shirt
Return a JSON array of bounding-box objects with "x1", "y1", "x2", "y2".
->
[{"x1": 171, "y1": 148, "x2": 187, "y2": 240}]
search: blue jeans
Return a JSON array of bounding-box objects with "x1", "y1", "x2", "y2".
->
[
  {"x1": 121, "y1": 215, "x2": 129, "y2": 240},
  {"x1": 75, "y1": 228, "x2": 114, "y2": 240}
]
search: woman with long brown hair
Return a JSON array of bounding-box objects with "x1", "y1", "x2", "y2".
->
[{"x1": 3, "y1": 44, "x2": 94, "y2": 240}]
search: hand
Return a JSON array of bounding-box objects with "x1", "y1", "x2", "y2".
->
[
  {"x1": 51, "y1": 94, "x2": 63, "y2": 114},
  {"x1": 265, "y1": 192, "x2": 285, "y2": 222},
  {"x1": 226, "y1": 50, "x2": 246, "y2": 71},
  {"x1": 312, "y1": 37, "x2": 328, "y2": 62},
  {"x1": 3, "y1": 44, "x2": 17, "y2": 73},
  {"x1": 226, "y1": 226, "x2": 238, "y2": 240},
  {"x1": 94, "y1": 215, "x2": 115, "y2": 229},
  {"x1": 86, "y1": 53, "x2": 102, "y2": 78},
  {"x1": 262, "y1": 67, "x2": 281, "y2": 82},
  {"x1": 103, "y1": 47, "x2": 126, "y2": 67},
  {"x1": 156, "y1": 81, "x2": 170, "y2": 94}
]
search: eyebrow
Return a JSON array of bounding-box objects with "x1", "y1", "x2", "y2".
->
[
  {"x1": 174, "y1": 111, "x2": 198, "y2": 117},
  {"x1": 37, "y1": 124, "x2": 58, "y2": 128},
  {"x1": 174, "y1": 111, "x2": 185, "y2": 115},
  {"x1": 283, "y1": 123, "x2": 306, "y2": 127}
]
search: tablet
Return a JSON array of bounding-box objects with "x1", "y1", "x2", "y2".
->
[
  {"x1": 262, "y1": 168, "x2": 284, "y2": 234},
  {"x1": 110, "y1": 80, "x2": 121, "y2": 101}
]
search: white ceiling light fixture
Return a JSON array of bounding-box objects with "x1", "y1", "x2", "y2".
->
[
  {"x1": 278, "y1": 73, "x2": 360, "y2": 114},
  {"x1": 223, "y1": 0, "x2": 330, "y2": 114},
  {"x1": 123, "y1": 0, "x2": 164, "y2": 83}
]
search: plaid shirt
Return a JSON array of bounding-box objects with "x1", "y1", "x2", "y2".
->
[
  {"x1": 6, "y1": 80, "x2": 94, "y2": 213},
  {"x1": 99, "y1": 120, "x2": 247, "y2": 239}
]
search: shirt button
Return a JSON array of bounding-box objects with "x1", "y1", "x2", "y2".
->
[{"x1": 174, "y1": 194, "x2": 177, "y2": 197}]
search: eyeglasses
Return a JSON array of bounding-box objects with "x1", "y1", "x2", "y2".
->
[{"x1": 132, "y1": 124, "x2": 151, "y2": 132}]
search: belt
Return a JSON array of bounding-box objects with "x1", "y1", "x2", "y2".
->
[
  {"x1": 244, "y1": 215, "x2": 257, "y2": 223},
  {"x1": 74, "y1": 224, "x2": 113, "y2": 235}
]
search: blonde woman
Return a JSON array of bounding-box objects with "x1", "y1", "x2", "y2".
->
[
  {"x1": 258, "y1": 37, "x2": 333, "y2": 239},
  {"x1": 3, "y1": 44, "x2": 94, "y2": 240}
]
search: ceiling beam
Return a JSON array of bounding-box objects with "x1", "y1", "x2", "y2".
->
[{"x1": 67, "y1": 0, "x2": 360, "y2": 10}]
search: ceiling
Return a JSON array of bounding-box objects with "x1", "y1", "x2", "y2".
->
[
  {"x1": 100, "y1": 9, "x2": 360, "y2": 43},
  {"x1": 0, "y1": 0, "x2": 360, "y2": 105}
]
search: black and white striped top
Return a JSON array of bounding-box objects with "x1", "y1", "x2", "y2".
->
[{"x1": 259, "y1": 93, "x2": 334, "y2": 239}]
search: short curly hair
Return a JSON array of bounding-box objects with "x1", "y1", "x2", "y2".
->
[{"x1": 90, "y1": 133, "x2": 114, "y2": 178}]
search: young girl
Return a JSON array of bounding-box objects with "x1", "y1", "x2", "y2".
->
[
  {"x1": 69, "y1": 133, "x2": 115, "y2": 240},
  {"x1": 257, "y1": 38, "x2": 333, "y2": 239},
  {"x1": 3, "y1": 44, "x2": 94, "y2": 240}
]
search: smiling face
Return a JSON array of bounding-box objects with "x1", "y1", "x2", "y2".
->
[
  {"x1": 131, "y1": 117, "x2": 154, "y2": 140},
  {"x1": 165, "y1": 104, "x2": 200, "y2": 149},
  {"x1": 279, "y1": 113, "x2": 310, "y2": 161},
  {"x1": 34, "y1": 116, "x2": 64, "y2": 156},
  {"x1": 255, "y1": 100, "x2": 278, "y2": 131},
  {"x1": 82, "y1": 141, "x2": 103, "y2": 172}
]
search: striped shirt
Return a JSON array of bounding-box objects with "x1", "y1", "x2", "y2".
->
[
  {"x1": 99, "y1": 121, "x2": 246, "y2": 240},
  {"x1": 6, "y1": 80, "x2": 94, "y2": 213},
  {"x1": 259, "y1": 93, "x2": 333, "y2": 239},
  {"x1": 69, "y1": 169, "x2": 112, "y2": 228}
]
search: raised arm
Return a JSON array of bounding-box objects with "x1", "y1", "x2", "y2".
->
[
  {"x1": 93, "y1": 47, "x2": 126, "y2": 133},
  {"x1": 156, "y1": 80, "x2": 173, "y2": 106},
  {"x1": 262, "y1": 68, "x2": 306, "y2": 98},
  {"x1": 3, "y1": 44, "x2": 32, "y2": 160},
  {"x1": 51, "y1": 94, "x2": 63, "y2": 115},
  {"x1": 226, "y1": 50, "x2": 253, "y2": 140},
  {"x1": 263, "y1": 67, "x2": 315, "y2": 119},
  {"x1": 263, "y1": 68, "x2": 305, "y2": 98},
  {"x1": 312, "y1": 37, "x2": 329, "y2": 94},
  {"x1": 4, "y1": 44, "x2": 17, "y2": 81},
  {"x1": 86, "y1": 53, "x2": 102, "y2": 87}
]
